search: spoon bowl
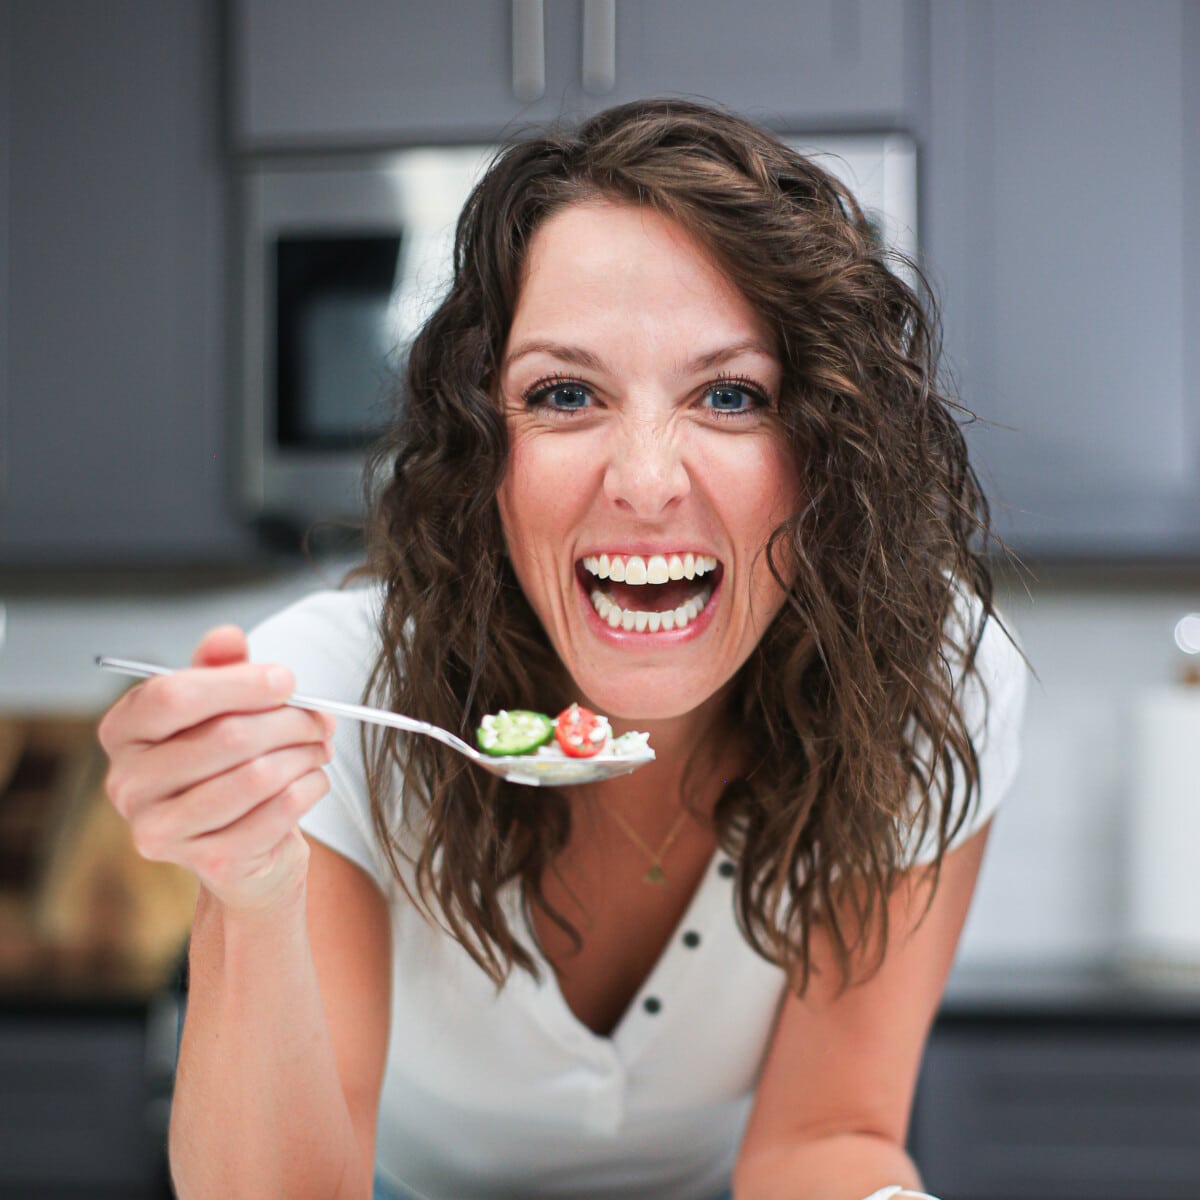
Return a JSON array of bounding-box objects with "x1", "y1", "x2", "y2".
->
[{"x1": 96, "y1": 656, "x2": 654, "y2": 787}]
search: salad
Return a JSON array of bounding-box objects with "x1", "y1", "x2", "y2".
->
[{"x1": 476, "y1": 703, "x2": 651, "y2": 761}]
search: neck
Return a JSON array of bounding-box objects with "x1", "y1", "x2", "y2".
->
[{"x1": 571, "y1": 682, "x2": 749, "y2": 824}]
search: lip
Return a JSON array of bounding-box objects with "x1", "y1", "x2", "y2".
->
[{"x1": 574, "y1": 561, "x2": 723, "y2": 645}]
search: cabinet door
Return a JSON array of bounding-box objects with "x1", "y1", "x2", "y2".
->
[
  {"x1": 0, "y1": 1, "x2": 260, "y2": 567},
  {"x1": 590, "y1": 0, "x2": 917, "y2": 130},
  {"x1": 231, "y1": 0, "x2": 918, "y2": 151},
  {"x1": 231, "y1": 0, "x2": 586, "y2": 151},
  {"x1": 0, "y1": 1012, "x2": 164, "y2": 1194},
  {"x1": 926, "y1": 1, "x2": 1200, "y2": 558},
  {"x1": 912, "y1": 1021, "x2": 1200, "y2": 1197}
]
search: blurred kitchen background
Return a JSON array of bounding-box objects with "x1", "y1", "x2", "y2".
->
[{"x1": 1, "y1": 1, "x2": 1199, "y2": 1197}]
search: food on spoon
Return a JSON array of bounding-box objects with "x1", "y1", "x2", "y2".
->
[
  {"x1": 607, "y1": 730, "x2": 652, "y2": 756},
  {"x1": 553, "y1": 703, "x2": 610, "y2": 758},
  {"x1": 476, "y1": 710, "x2": 554, "y2": 757},
  {"x1": 474, "y1": 704, "x2": 651, "y2": 762}
]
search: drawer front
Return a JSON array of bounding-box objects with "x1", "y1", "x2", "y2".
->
[
  {"x1": 0, "y1": 1016, "x2": 160, "y2": 1189},
  {"x1": 912, "y1": 1025, "x2": 1200, "y2": 1198}
]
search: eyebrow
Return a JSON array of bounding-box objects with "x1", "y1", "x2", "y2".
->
[{"x1": 502, "y1": 338, "x2": 777, "y2": 376}]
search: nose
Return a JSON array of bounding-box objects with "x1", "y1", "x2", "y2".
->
[{"x1": 601, "y1": 415, "x2": 691, "y2": 517}]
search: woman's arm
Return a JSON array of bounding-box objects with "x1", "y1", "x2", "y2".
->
[
  {"x1": 170, "y1": 837, "x2": 391, "y2": 1200},
  {"x1": 733, "y1": 824, "x2": 991, "y2": 1200},
  {"x1": 97, "y1": 623, "x2": 392, "y2": 1200}
]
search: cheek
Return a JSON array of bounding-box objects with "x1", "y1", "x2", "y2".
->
[
  {"x1": 497, "y1": 436, "x2": 590, "y2": 565},
  {"x1": 735, "y1": 444, "x2": 802, "y2": 596},
  {"x1": 761, "y1": 436, "x2": 804, "y2": 510},
  {"x1": 716, "y1": 438, "x2": 801, "y2": 532}
]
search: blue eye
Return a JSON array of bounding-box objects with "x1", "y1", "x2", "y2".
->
[
  {"x1": 523, "y1": 376, "x2": 592, "y2": 415},
  {"x1": 544, "y1": 385, "x2": 590, "y2": 410},
  {"x1": 703, "y1": 377, "x2": 769, "y2": 417},
  {"x1": 708, "y1": 387, "x2": 751, "y2": 411}
]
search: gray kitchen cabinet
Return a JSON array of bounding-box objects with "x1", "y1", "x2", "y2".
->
[
  {"x1": 912, "y1": 1013, "x2": 1200, "y2": 1198},
  {"x1": 925, "y1": 1, "x2": 1200, "y2": 559},
  {"x1": 582, "y1": 0, "x2": 920, "y2": 131},
  {"x1": 230, "y1": 0, "x2": 589, "y2": 150},
  {"x1": 0, "y1": 995, "x2": 175, "y2": 1198},
  {"x1": 230, "y1": 0, "x2": 919, "y2": 152},
  {"x1": 0, "y1": 0, "x2": 261, "y2": 568},
  {"x1": 0, "y1": 3, "x2": 10, "y2": 542}
]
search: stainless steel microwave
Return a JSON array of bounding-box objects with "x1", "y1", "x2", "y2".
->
[
  {"x1": 238, "y1": 146, "x2": 499, "y2": 531},
  {"x1": 238, "y1": 136, "x2": 916, "y2": 530}
]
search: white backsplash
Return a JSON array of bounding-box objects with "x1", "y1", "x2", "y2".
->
[
  {"x1": 957, "y1": 569, "x2": 1199, "y2": 971},
  {"x1": 1, "y1": 562, "x2": 1196, "y2": 972},
  {"x1": 0, "y1": 561, "x2": 359, "y2": 713}
]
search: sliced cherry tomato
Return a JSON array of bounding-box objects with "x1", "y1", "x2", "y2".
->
[{"x1": 553, "y1": 702, "x2": 610, "y2": 758}]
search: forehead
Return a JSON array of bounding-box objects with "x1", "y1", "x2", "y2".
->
[{"x1": 510, "y1": 201, "x2": 775, "y2": 348}]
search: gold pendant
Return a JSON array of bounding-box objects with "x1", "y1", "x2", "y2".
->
[{"x1": 644, "y1": 864, "x2": 667, "y2": 884}]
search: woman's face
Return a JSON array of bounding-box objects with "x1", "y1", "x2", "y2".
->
[{"x1": 496, "y1": 201, "x2": 801, "y2": 724}]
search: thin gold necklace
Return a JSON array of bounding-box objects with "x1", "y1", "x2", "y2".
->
[{"x1": 606, "y1": 807, "x2": 690, "y2": 885}]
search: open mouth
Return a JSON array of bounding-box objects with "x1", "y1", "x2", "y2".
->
[{"x1": 576, "y1": 552, "x2": 722, "y2": 633}]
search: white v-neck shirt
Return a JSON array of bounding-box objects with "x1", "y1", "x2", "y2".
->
[{"x1": 246, "y1": 584, "x2": 1026, "y2": 1200}]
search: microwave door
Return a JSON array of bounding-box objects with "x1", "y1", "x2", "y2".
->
[{"x1": 275, "y1": 232, "x2": 404, "y2": 452}]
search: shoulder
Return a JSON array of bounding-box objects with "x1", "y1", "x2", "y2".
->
[
  {"x1": 945, "y1": 577, "x2": 1029, "y2": 744},
  {"x1": 903, "y1": 578, "x2": 1030, "y2": 863},
  {"x1": 246, "y1": 583, "x2": 402, "y2": 890},
  {"x1": 246, "y1": 583, "x2": 385, "y2": 701}
]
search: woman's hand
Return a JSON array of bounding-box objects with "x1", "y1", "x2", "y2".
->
[{"x1": 97, "y1": 624, "x2": 336, "y2": 912}]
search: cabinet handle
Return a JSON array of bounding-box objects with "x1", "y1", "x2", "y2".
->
[
  {"x1": 512, "y1": 0, "x2": 546, "y2": 102},
  {"x1": 582, "y1": 0, "x2": 616, "y2": 94}
]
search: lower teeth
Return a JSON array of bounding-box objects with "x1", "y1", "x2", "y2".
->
[{"x1": 589, "y1": 587, "x2": 711, "y2": 632}]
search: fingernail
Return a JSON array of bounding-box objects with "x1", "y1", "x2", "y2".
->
[{"x1": 266, "y1": 666, "x2": 293, "y2": 694}]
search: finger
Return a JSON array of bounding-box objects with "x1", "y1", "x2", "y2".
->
[
  {"x1": 181, "y1": 767, "x2": 331, "y2": 886},
  {"x1": 153, "y1": 704, "x2": 334, "y2": 796},
  {"x1": 104, "y1": 660, "x2": 298, "y2": 750},
  {"x1": 99, "y1": 625, "x2": 257, "y2": 756},
  {"x1": 133, "y1": 740, "x2": 333, "y2": 846},
  {"x1": 109, "y1": 708, "x2": 333, "y2": 823},
  {"x1": 190, "y1": 624, "x2": 249, "y2": 670}
]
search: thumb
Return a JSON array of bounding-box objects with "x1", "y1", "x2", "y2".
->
[{"x1": 190, "y1": 624, "x2": 249, "y2": 669}]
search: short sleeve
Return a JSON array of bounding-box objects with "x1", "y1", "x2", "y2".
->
[
  {"x1": 904, "y1": 585, "x2": 1029, "y2": 865},
  {"x1": 245, "y1": 585, "x2": 398, "y2": 894}
]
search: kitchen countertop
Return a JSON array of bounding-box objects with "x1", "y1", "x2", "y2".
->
[{"x1": 941, "y1": 960, "x2": 1200, "y2": 1019}]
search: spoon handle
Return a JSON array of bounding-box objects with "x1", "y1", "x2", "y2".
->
[{"x1": 94, "y1": 655, "x2": 480, "y2": 759}]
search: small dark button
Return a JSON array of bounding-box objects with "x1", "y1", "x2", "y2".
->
[
  {"x1": 718, "y1": 860, "x2": 736, "y2": 878},
  {"x1": 682, "y1": 930, "x2": 701, "y2": 949},
  {"x1": 643, "y1": 996, "x2": 662, "y2": 1015}
]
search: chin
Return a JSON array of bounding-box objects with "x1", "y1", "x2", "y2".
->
[{"x1": 573, "y1": 668, "x2": 725, "y2": 726}]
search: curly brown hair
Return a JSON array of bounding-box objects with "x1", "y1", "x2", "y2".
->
[{"x1": 343, "y1": 98, "x2": 1008, "y2": 994}]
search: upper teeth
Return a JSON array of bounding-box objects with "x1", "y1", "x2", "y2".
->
[{"x1": 582, "y1": 553, "x2": 717, "y2": 583}]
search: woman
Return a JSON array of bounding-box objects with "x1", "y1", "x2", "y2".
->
[{"x1": 99, "y1": 100, "x2": 1026, "y2": 1200}]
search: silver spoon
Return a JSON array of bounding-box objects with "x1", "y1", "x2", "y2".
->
[{"x1": 95, "y1": 655, "x2": 654, "y2": 788}]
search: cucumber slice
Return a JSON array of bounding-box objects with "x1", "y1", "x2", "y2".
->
[{"x1": 476, "y1": 709, "x2": 554, "y2": 756}]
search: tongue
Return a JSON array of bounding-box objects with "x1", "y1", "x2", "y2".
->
[{"x1": 605, "y1": 578, "x2": 697, "y2": 611}]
